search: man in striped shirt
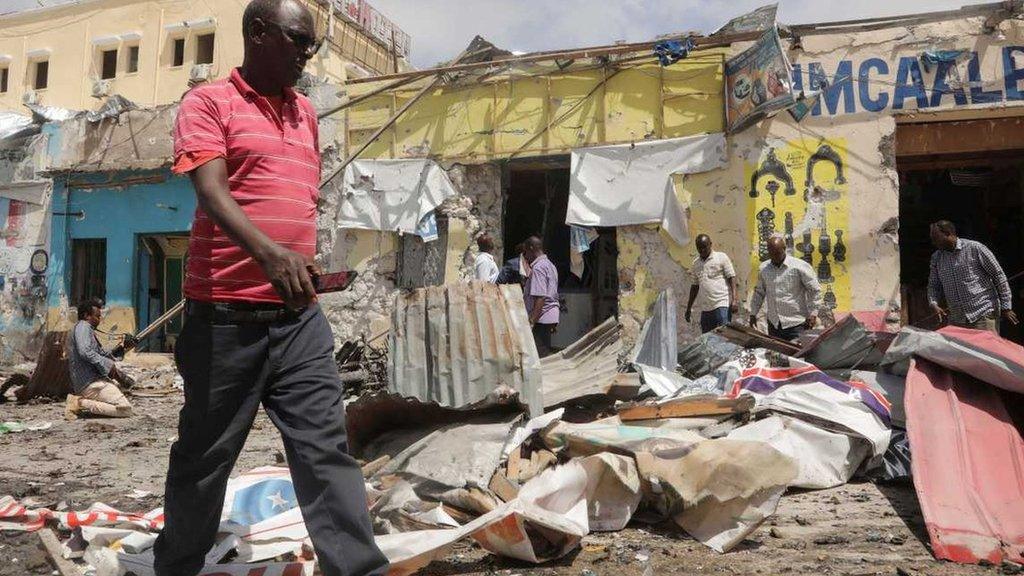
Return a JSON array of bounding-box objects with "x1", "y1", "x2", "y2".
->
[
  {"x1": 927, "y1": 220, "x2": 1018, "y2": 333},
  {"x1": 152, "y1": 2, "x2": 386, "y2": 575}
]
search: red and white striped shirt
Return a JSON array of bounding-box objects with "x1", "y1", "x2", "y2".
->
[{"x1": 173, "y1": 67, "x2": 320, "y2": 304}]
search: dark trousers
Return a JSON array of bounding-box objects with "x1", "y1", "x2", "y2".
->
[
  {"x1": 700, "y1": 307, "x2": 731, "y2": 334},
  {"x1": 153, "y1": 304, "x2": 387, "y2": 576},
  {"x1": 532, "y1": 323, "x2": 556, "y2": 358},
  {"x1": 768, "y1": 322, "x2": 803, "y2": 342}
]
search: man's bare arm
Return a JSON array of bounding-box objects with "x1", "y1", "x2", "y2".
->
[{"x1": 190, "y1": 158, "x2": 316, "y2": 309}]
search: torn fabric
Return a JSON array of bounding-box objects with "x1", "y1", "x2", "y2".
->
[
  {"x1": 338, "y1": 159, "x2": 457, "y2": 235},
  {"x1": 378, "y1": 461, "x2": 591, "y2": 576},
  {"x1": 727, "y1": 415, "x2": 872, "y2": 489},
  {"x1": 730, "y1": 366, "x2": 892, "y2": 456},
  {"x1": 635, "y1": 438, "x2": 797, "y2": 552},
  {"x1": 566, "y1": 133, "x2": 727, "y2": 246}
]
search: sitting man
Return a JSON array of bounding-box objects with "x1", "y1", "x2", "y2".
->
[{"x1": 65, "y1": 298, "x2": 134, "y2": 419}]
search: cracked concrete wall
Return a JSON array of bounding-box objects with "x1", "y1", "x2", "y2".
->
[
  {"x1": 317, "y1": 161, "x2": 502, "y2": 346},
  {"x1": 623, "y1": 15, "x2": 1024, "y2": 346},
  {"x1": 0, "y1": 133, "x2": 52, "y2": 362}
]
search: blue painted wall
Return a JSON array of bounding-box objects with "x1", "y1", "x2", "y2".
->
[{"x1": 47, "y1": 168, "x2": 196, "y2": 310}]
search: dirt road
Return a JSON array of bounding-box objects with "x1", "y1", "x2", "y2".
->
[{"x1": 0, "y1": 369, "x2": 1003, "y2": 576}]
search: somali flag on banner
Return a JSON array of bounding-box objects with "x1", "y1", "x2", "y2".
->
[{"x1": 228, "y1": 478, "x2": 298, "y2": 526}]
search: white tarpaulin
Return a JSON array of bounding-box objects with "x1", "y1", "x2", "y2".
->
[
  {"x1": 728, "y1": 415, "x2": 872, "y2": 489},
  {"x1": 337, "y1": 159, "x2": 457, "y2": 234},
  {"x1": 566, "y1": 133, "x2": 727, "y2": 245}
]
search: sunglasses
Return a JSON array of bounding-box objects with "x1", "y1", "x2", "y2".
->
[{"x1": 261, "y1": 19, "x2": 323, "y2": 55}]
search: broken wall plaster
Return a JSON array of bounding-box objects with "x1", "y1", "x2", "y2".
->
[{"x1": 317, "y1": 162, "x2": 502, "y2": 346}]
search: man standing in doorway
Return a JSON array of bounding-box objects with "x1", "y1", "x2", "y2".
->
[
  {"x1": 474, "y1": 233, "x2": 499, "y2": 283},
  {"x1": 685, "y1": 234, "x2": 738, "y2": 333},
  {"x1": 927, "y1": 220, "x2": 1018, "y2": 333},
  {"x1": 153, "y1": 2, "x2": 387, "y2": 575},
  {"x1": 749, "y1": 236, "x2": 822, "y2": 342},
  {"x1": 65, "y1": 298, "x2": 134, "y2": 419},
  {"x1": 523, "y1": 236, "x2": 559, "y2": 357}
]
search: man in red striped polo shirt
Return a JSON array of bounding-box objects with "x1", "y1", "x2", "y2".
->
[{"x1": 152, "y1": 1, "x2": 387, "y2": 575}]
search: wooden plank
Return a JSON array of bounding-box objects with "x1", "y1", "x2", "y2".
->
[
  {"x1": 360, "y1": 455, "x2": 390, "y2": 478},
  {"x1": 618, "y1": 394, "x2": 755, "y2": 421},
  {"x1": 488, "y1": 471, "x2": 520, "y2": 503},
  {"x1": 506, "y1": 447, "x2": 523, "y2": 480},
  {"x1": 38, "y1": 529, "x2": 84, "y2": 576}
]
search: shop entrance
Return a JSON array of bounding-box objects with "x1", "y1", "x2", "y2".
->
[
  {"x1": 136, "y1": 234, "x2": 189, "y2": 352},
  {"x1": 502, "y1": 159, "x2": 618, "y2": 350},
  {"x1": 896, "y1": 113, "x2": 1024, "y2": 342}
]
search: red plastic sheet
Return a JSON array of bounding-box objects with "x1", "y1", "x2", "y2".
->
[{"x1": 906, "y1": 357, "x2": 1024, "y2": 564}]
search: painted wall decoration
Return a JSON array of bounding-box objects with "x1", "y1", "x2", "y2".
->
[{"x1": 747, "y1": 138, "x2": 850, "y2": 322}]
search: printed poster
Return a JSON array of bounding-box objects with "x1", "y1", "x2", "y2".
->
[{"x1": 725, "y1": 28, "x2": 795, "y2": 133}]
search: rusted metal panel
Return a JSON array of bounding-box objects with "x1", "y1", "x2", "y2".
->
[
  {"x1": 389, "y1": 281, "x2": 543, "y2": 415},
  {"x1": 540, "y1": 317, "x2": 623, "y2": 408},
  {"x1": 906, "y1": 356, "x2": 1024, "y2": 565}
]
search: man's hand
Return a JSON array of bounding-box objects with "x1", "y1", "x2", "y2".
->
[
  {"x1": 1003, "y1": 309, "x2": 1019, "y2": 326},
  {"x1": 256, "y1": 245, "x2": 317, "y2": 310},
  {"x1": 804, "y1": 314, "x2": 818, "y2": 329},
  {"x1": 684, "y1": 308, "x2": 692, "y2": 323},
  {"x1": 730, "y1": 301, "x2": 739, "y2": 315},
  {"x1": 930, "y1": 303, "x2": 948, "y2": 324},
  {"x1": 123, "y1": 334, "x2": 139, "y2": 351},
  {"x1": 749, "y1": 314, "x2": 757, "y2": 328}
]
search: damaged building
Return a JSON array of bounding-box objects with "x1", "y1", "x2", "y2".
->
[{"x1": 318, "y1": 1, "x2": 1024, "y2": 350}]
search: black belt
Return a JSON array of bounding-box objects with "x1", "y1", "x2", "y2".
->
[{"x1": 185, "y1": 300, "x2": 302, "y2": 324}]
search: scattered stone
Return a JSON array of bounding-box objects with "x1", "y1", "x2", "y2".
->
[
  {"x1": 813, "y1": 535, "x2": 850, "y2": 545},
  {"x1": 794, "y1": 515, "x2": 811, "y2": 526},
  {"x1": 83, "y1": 422, "x2": 116, "y2": 433},
  {"x1": 581, "y1": 570, "x2": 597, "y2": 576}
]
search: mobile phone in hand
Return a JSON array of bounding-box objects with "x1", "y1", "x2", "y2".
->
[{"x1": 312, "y1": 270, "x2": 358, "y2": 294}]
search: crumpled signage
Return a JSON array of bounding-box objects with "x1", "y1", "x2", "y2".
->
[{"x1": 725, "y1": 28, "x2": 796, "y2": 132}]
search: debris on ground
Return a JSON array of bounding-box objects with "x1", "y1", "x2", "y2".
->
[{"x1": 0, "y1": 287, "x2": 1019, "y2": 576}]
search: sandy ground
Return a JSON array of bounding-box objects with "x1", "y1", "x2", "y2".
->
[{"x1": 0, "y1": 364, "x2": 1008, "y2": 576}]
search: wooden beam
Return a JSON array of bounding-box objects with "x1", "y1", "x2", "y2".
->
[
  {"x1": 38, "y1": 529, "x2": 84, "y2": 576},
  {"x1": 345, "y1": 31, "x2": 759, "y2": 86},
  {"x1": 319, "y1": 46, "x2": 482, "y2": 190},
  {"x1": 895, "y1": 117, "x2": 1024, "y2": 158},
  {"x1": 617, "y1": 394, "x2": 755, "y2": 421},
  {"x1": 317, "y1": 74, "x2": 421, "y2": 120}
]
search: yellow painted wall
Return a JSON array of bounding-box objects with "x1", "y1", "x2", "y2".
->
[
  {"x1": 0, "y1": 0, "x2": 388, "y2": 113},
  {"x1": 345, "y1": 51, "x2": 726, "y2": 161}
]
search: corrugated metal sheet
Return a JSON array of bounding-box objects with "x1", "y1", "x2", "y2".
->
[
  {"x1": 906, "y1": 356, "x2": 1024, "y2": 565},
  {"x1": 389, "y1": 281, "x2": 543, "y2": 415},
  {"x1": 541, "y1": 317, "x2": 625, "y2": 408}
]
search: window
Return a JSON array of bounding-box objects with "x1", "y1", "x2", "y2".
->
[
  {"x1": 172, "y1": 37, "x2": 185, "y2": 67},
  {"x1": 196, "y1": 33, "x2": 215, "y2": 65},
  {"x1": 0, "y1": 68, "x2": 8, "y2": 93},
  {"x1": 71, "y1": 239, "x2": 107, "y2": 305},
  {"x1": 33, "y1": 60, "x2": 48, "y2": 90},
  {"x1": 101, "y1": 48, "x2": 117, "y2": 79},
  {"x1": 127, "y1": 45, "x2": 139, "y2": 73}
]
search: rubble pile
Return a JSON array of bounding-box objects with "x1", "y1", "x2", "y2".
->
[{"x1": 2, "y1": 286, "x2": 1022, "y2": 575}]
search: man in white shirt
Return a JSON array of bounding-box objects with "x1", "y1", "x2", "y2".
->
[
  {"x1": 474, "y1": 233, "x2": 499, "y2": 283},
  {"x1": 685, "y1": 234, "x2": 737, "y2": 333},
  {"x1": 749, "y1": 236, "x2": 822, "y2": 341}
]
